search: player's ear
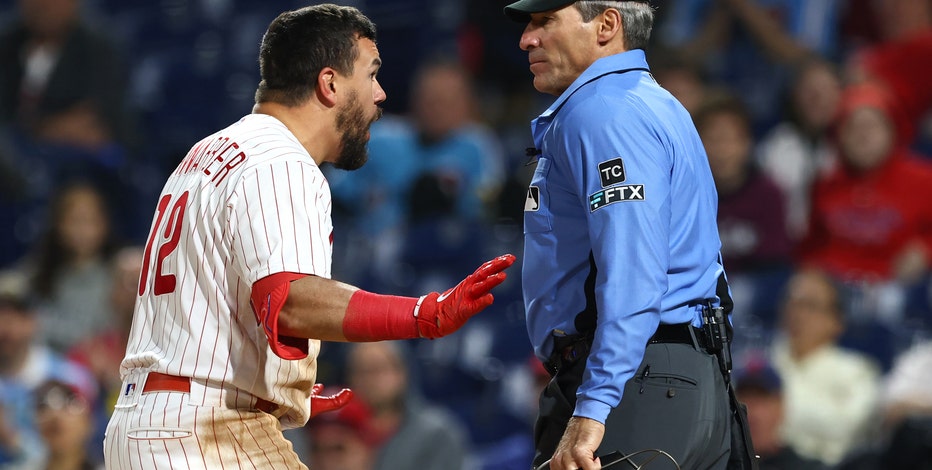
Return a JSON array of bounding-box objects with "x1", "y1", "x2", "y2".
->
[{"x1": 316, "y1": 68, "x2": 338, "y2": 107}]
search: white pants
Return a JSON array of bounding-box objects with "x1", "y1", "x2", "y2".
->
[{"x1": 104, "y1": 374, "x2": 306, "y2": 469}]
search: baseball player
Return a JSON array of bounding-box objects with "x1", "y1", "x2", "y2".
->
[{"x1": 102, "y1": 5, "x2": 515, "y2": 469}]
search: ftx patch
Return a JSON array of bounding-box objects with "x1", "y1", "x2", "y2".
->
[{"x1": 589, "y1": 185, "x2": 644, "y2": 212}]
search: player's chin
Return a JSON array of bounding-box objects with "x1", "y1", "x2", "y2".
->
[{"x1": 333, "y1": 151, "x2": 369, "y2": 171}]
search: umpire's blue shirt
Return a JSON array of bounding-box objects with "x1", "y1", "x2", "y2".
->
[{"x1": 523, "y1": 49, "x2": 727, "y2": 424}]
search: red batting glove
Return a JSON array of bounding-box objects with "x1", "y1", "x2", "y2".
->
[
  {"x1": 414, "y1": 254, "x2": 516, "y2": 339},
  {"x1": 309, "y1": 383, "x2": 354, "y2": 418}
]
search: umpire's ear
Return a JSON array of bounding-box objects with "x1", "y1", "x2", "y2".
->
[
  {"x1": 316, "y1": 67, "x2": 339, "y2": 107},
  {"x1": 596, "y1": 6, "x2": 624, "y2": 49}
]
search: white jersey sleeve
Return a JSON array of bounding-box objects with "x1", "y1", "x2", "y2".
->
[{"x1": 231, "y1": 152, "x2": 333, "y2": 284}]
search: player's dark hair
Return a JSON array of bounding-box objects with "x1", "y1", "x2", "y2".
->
[
  {"x1": 574, "y1": 1, "x2": 653, "y2": 50},
  {"x1": 255, "y1": 4, "x2": 377, "y2": 106}
]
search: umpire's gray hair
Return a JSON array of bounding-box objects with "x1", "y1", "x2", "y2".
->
[{"x1": 574, "y1": 1, "x2": 654, "y2": 50}]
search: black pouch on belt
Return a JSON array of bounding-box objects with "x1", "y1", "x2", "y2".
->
[
  {"x1": 701, "y1": 304, "x2": 759, "y2": 470},
  {"x1": 544, "y1": 332, "x2": 593, "y2": 376},
  {"x1": 727, "y1": 384, "x2": 760, "y2": 470}
]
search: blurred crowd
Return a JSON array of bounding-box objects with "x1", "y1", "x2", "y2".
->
[{"x1": 0, "y1": 0, "x2": 930, "y2": 469}]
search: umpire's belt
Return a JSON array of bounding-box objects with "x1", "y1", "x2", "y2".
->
[
  {"x1": 545, "y1": 322, "x2": 711, "y2": 375},
  {"x1": 649, "y1": 322, "x2": 712, "y2": 351},
  {"x1": 143, "y1": 372, "x2": 278, "y2": 415}
]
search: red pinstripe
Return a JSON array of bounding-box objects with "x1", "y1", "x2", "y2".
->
[
  {"x1": 194, "y1": 406, "x2": 207, "y2": 469},
  {"x1": 286, "y1": 165, "x2": 299, "y2": 271}
]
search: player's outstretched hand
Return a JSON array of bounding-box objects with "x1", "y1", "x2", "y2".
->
[
  {"x1": 309, "y1": 383, "x2": 353, "y2": 418},
  {"x1": 414, "y1": 254, "x2": 516, "y2": 339}
]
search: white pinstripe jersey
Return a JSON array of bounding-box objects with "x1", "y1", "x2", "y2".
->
[{"x1": 122, "y1": 114, "x2": 330, "y2": 428}]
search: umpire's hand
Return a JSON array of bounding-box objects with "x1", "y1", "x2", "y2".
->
[{"x1": 550, "y1": 417, "x2": 606, "y2": 470}]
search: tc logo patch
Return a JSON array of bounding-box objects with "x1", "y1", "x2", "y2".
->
[
  {"x1": 598, "y1": 158, "x2": 626, "y2": 188},
  {"x1": 525, "y1": 186, "x2": 540, "y2": 211},
  {"x1": 589, "y1": 184, "x2": 645, "y2": 212}
]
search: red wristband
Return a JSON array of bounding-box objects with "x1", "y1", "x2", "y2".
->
[{"x1": 342, "y1": 290, "x2": 420, "y2": 341}]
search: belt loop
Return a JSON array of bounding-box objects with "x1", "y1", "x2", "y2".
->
[{"x1": 686, "y1": 325, "x2": 703, "y2": 352}]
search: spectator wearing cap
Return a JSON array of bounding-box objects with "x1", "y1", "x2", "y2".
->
[
  {"x1": 306, "y1": 393, "x2": 380, "y2": 470},
  {"x1": 33, "y1": 379, "x2": 101, "y2": 470},
  {"x1": 0, "y1": 270, "x2": 98, "y2": 468},
  {"x1": 771, "y1": 268, "x2": 881, "y2": 465},
  {"x1": 733, "y1": 356, "x2": 826, "y2": 470}
]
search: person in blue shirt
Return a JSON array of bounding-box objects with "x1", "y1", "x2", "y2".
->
[{"x1": 503, "y1": 1, "x2": 755, "y2": 469}]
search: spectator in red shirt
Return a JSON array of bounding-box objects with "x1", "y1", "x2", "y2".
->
[{"x1": 797, "y1": 83, "x2": 932, "y2": 284}]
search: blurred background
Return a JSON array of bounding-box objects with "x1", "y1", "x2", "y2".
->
[{"x1": 0, "y1": 0, "x2": 930, "y2": 469}]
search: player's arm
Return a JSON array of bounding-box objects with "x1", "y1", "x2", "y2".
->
[
  {"x1": 238, "y1": 160, "x2": 513, "y2": 355},
  {"x1": 276, "y1": 275, "x2": 357, "y2": 342},
  {"x1": 252, "y1": 254, "x2": 515, "y2": 348}
]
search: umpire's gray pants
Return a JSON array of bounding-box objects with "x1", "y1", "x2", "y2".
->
[{"x1": 533, "y1": 342, "x2": 731, "y2": 470}]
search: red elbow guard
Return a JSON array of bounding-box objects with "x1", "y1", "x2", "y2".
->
[
  {"x1": 342, "y1": 290, "x2": 420, "y2": 341},
  {"x1": 250, "y1": 272, "x2": 310, "y2": 360}
]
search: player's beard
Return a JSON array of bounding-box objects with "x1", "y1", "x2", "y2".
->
[{"x1": 333, "y1": 91, "x2": 382, "y2": 171}]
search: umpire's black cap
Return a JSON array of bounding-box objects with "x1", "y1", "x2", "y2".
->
[{"x1": 504, "y1": 0, "x2": 651, "y2": 22}]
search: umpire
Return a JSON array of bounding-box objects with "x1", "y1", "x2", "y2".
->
[{"x1": 503, "y1": 1, "x2": 756, "y2": 469}]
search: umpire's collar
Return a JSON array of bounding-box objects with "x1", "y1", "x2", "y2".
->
[{"x1": 536, "y1": 49, "x2": 650, "y2": 121}]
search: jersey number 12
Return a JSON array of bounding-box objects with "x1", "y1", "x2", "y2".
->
[{"x1": 139, "y1": 191, "x2": 190, "y2": 296}]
